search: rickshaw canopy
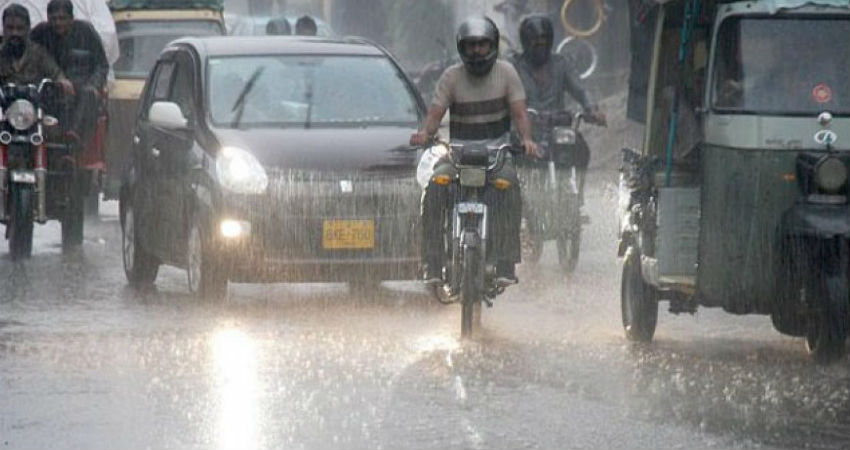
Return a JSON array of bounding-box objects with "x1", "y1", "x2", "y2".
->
[
  {"x1": 108, "y1": 0, "x2": 223, "y2": 11},
  {"x1": 0, "y1": 0, "x2": 119, "y2": 65}
]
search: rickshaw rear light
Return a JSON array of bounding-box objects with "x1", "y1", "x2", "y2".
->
[{"x1": 815, "y1": 156, "x2": 847, "y2": 193}]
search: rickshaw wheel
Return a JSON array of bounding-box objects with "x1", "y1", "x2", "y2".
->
[
  {"x1": 621, "y1": 249, "x2": 658, "y2": 343},
  {"x1": 805, "y1": 274, "x2": 848, "y2": 363}
]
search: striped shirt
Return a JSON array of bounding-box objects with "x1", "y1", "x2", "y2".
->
[{"x1": 432, "y1": 60, "x2": 526, "y2": 140}]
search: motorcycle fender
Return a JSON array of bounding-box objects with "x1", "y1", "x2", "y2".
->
[{"x1": 779, "y1": 202, "x2": 850, "y2": 239}]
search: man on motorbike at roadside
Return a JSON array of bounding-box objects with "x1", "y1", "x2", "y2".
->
[
  {"x1": 509, "y1": 14, "x2": 605, "y2": 202},
  {"x1": 30, "y1": 0, "x2": 109, "y2": 147},
  {"x1": 410, "y1": 16, "x2": 538, "y2": 287},
  {"x1": 0, "y1": 4, "x2": 72, "y2": 94}
]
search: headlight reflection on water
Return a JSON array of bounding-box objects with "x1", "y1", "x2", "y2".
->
[{"x1": 210, "y1": 327, "x2": 261, "y2": 450}]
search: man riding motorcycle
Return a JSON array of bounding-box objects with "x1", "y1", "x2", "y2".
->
[
  {"x1": 509, "y1": 14, "x2": 604, "y2": 201},
  {"x1": 410, "y1": 16, "x2": 538, "y2": 287},
  {"x1": 30, "y1": 0, "x2": 108, "y2": 147},
  {"x1": 0, "y1": 3, "x2": 72, "y2": 92}
]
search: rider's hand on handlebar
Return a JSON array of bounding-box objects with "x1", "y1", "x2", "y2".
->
[
  {"x1": 588, "y1": 108, "x2": 607, "y2": 127},
  {"x1": 523, "y1": 138, "x2": 540, "y2": 158},
  {"x1": 58, "y1": 79, "x2": 75, "y2": 97},
  {"x1": 410, "y1": 131, "x2": 430, "y2": 147}
]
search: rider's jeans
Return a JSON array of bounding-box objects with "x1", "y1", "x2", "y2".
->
[{"x1": 421, "y1": 158, "x2": 522, "y2": 267}]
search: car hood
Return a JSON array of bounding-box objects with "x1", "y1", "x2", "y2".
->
[{"x1": 213, "y1": 126, "x2": 419, "y2": 174}]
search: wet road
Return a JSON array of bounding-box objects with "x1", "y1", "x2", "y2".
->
[{"x1": 1, "y1": 174, "x2": 848, "y2": 450}]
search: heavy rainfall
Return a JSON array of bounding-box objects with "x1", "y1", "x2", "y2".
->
[{"x1": 0, "y1": 0, "x2": 848, "y2": 449}]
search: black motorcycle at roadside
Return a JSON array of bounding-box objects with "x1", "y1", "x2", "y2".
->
[
  {"x1": 424, "y1": 140, "x2": 515, "y2": 337},
  {"x1": 518, "y1": 109, "x2": 598, "y2": 273},
  {"x1": 0, "y1": 80, "x2": 84, "y2": 260}
]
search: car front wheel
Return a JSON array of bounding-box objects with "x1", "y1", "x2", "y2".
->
[
  {"x1": 122, "y1": 203, "x2": 159, "y2": 286},
  {"x1": 187, "y1": 218, "x2": 227, "y2": 300}
]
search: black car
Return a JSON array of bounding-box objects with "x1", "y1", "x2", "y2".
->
[{"x1": 120, "y1": 36, "x2": 425, "y2": 297}]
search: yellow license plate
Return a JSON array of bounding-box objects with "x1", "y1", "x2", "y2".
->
[{"x1": 322, "y1": 220, "x2": 375, "y2": 249}]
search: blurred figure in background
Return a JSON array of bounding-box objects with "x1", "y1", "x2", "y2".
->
[
  {"x1": 295, "y1": 15, "x2": 317, "y2": 36},
  {"x1": 265, "y1": 16, "x2": 291, "y2": 35}
]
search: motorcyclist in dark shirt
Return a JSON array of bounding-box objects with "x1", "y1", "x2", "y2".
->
[
  {"x1": 0, "y1": 4, "x2": 72, "y2": 92},
  {"x1": 30, "y1": 0, "x2": 109, "y2": 147},
  {"x1": 509, "y1": 15, "x2": 605, "y2": 200}
]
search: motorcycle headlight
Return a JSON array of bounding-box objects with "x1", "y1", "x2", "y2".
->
[
  {"x1": 6, "y1": 99, "x2": 35, "y2": 131},
  {"x1": 216, "y1": 146, "x2": 268, "y2": 195},
  {"x1": 816, "y1": 156, "x2": 847, "y2": 193},
  {"x1": 554, "y1": 126, "x2": 576, "y2": 145}
]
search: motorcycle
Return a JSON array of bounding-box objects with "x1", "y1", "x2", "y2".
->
[
  {"x1": 0, "y1": 79, "x2": 85, "y2": 260},
  {"x1": 519, "y1": 109, "x2": 596, "y2": 272},
  {"x1": 422, "y1": 139, "x2": 515, "y2": 337}
]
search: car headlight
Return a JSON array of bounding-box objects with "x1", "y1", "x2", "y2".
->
[
  {"x1": 6, "y1": 99, "x2": 35, "y2": 131},
  {"x1": 816, "y1": 156, "x2": 847, "y2": 193},
  {"x1": 216, "y1": 146, "x2": 268, "y2": 194}
]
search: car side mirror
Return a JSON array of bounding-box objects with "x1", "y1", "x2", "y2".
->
[{"x1": 149, "y1": 101, "x2": 189, "y2": 130}]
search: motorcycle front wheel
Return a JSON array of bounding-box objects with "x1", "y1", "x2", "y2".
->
[
  {"x1": 8, "y1": 183, "x2": 34, "y2": 260},
  {"x1": 460, "y1": 246, "x2": 482, "y2": 338}
]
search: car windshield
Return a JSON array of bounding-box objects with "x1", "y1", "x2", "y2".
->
[
  {"x1": 711, "y1": 17, "x2": 850, "y2": 115},
  {"x1": 207, "y1": 55, "x2": 420, "y2": 128},
  {"x1": 114, "y1": 20, "x2": 223, "y2": 78}
]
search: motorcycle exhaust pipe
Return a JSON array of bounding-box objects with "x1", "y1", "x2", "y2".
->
[
  {"x1": 33, "y1": 137, "x2": 47, "y2": 223},
  {"x1": 0, "y1": 143, "x2": 7, "y2": 221}
]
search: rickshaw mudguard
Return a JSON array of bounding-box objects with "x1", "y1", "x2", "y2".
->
[
  {"x1": 779, "y1": 202, "x2": 850, "y2": 239},
  {"x1": 696, "y1": 145, "x2": 799, "y2": 313}
]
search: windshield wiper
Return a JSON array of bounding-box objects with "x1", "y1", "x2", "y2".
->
[{"x1": 230, "y1": 66, "x2": 265, "y2": 128}]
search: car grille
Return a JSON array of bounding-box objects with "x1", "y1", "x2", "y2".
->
[{"x1": 238, "y1": 169, "x2": 421, "y2": 260}]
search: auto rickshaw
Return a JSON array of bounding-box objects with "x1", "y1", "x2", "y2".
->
[
  {"x1": 618, "y1": 0, "x2": 850, "y2": 362},
  {"x1": 104, "y1": 0, "x2": 225, "y2": 201}
]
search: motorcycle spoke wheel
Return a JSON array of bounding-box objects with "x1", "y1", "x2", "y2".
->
[{"x1": 460, "y1": 247, "x2": 482, "y2": 338}]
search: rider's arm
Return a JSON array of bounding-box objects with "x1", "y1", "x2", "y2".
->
[
  {"x1": 561, "y1": 56, "x2": 594, "y2": 112},
  {"x1": 411, "y1": 68, "x2": 454, "y2": 146},
  {"x1": 421, "y1": 104, "x2": 447, "y2": 137},
  {"x1": 564, "y1": 63, "x2": 606, "y2": 125},
  {"x1": 510, "y1": 99, "x2": 538, "y2": 157},
  {"x1": 34, "y1": 45, "x2": 73, "y2": 95},
  {"x1": 81, "y1": 22, "x2": 109, "y2": 90},
  {"x1": 504, "y1": 63, "x2": 539, "y2": 157}
]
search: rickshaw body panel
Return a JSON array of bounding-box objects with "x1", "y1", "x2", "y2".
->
[{"x1": 636, "y1": 1, "x2": 850, "y2": 311}]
